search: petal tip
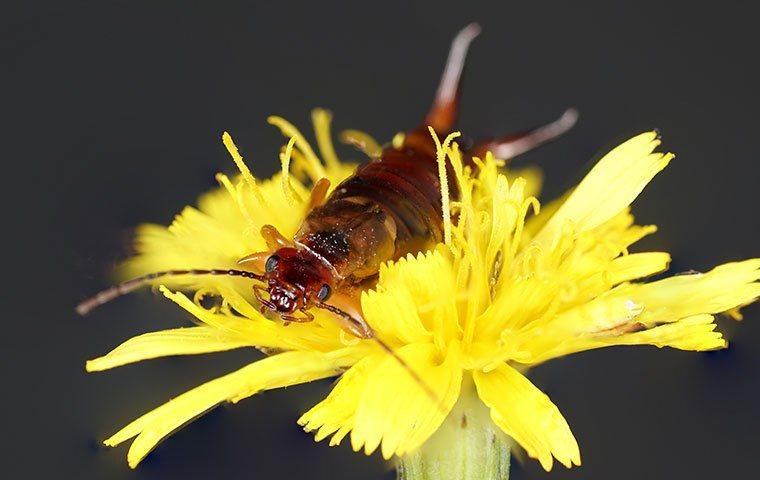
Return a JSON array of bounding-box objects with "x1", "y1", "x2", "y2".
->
[{"x1": 539, "y1": 455, "x2": 554, "y2": 472}]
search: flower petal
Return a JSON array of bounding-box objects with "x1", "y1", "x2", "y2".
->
[
  {"x1": 605, "y1": 314, "x2": 726, "y2": 350},
  {"x1": 158, "y1": 286, "x2": 345, "y2": 352},
  {"x1": 606, "y1": 252, "x2": 671, "y2": 285},
  {"x1": 365, "y1": 250, "x2": 458, "y2": 344},
  {"x1": 522, "y1": 314, "x2": 727, "y2": 364},
  {"x1": 533, "y1": 131, "x2": 672, "y2": 247},
  {"x1": 159, "y1": 287, "x2": 282, "y2": 342},
  {"x1": 481, "y1": 210, "x2": 660, "y2": 340},
  {"x1": 105, "y1": 350, "x2": 351, "y2": 468},
  {"x1": 86, "y1": 326, "x2": 249, "y2": 372},
  {"x1": 474, "y1": 364, "x2": 580, "y2": 471},
  {"x1": 514, "y1": 259, "x2": 759, "y2": 363},
  {"x1": 349, "y1": 343, "x2": 462, "y2": 459},
  {"x1": 298, "y1": 354, "x2": 381, "y2": 446},
  {"x1": 623, "y1": 258, "x2": 760, "y2": 324}
]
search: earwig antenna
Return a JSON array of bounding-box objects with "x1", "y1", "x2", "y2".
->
[
  {"x1": 371, "y1": 334, "x2": 448, "y2": 414},
  {"x1": 315, "y1": 301, "x2": 447, "y2": 413},
  {"x1": 76, "y1": 268, "x2": 265, "y2": 316}
]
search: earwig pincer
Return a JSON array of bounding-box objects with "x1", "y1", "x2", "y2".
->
[{"x1": 78, "y1": 23, "x2": 577, "y2": 398}]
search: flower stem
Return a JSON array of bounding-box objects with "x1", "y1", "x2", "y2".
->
[{"x1": 396, "y1": 378, "x2": 511, "y2": 480}]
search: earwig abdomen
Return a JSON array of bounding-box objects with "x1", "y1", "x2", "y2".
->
[{"x1": 296, "y1": 133, "x2": 449, "y2": 284}]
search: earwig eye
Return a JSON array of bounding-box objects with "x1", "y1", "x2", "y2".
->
[
  {"x1": 317, "y1": 284, "x2": 331, "y2": 301},
  {"x1": 265, "y1": 255, "x2": 280, "y2": 273}
]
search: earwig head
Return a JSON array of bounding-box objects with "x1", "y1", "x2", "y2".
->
[{"x1": 260, "y1": 247, "x2": 334, "y2": 315}]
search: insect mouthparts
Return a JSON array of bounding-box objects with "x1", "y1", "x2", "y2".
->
[{"x1": 269, "y1": 286, "x2": 297, "y2": 312}]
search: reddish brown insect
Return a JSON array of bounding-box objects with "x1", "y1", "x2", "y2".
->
[{"x1": 77, "y1": 24, "x2": 576, "y2": 394}]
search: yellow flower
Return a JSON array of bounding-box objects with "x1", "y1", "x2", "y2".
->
[{"x1": 87, "y1": 109, "x2": 759, "y2": 471}]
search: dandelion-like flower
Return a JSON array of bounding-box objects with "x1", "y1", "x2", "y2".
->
[{"x1": 87, "y1": 109, "x2": 759, "y2": 473}]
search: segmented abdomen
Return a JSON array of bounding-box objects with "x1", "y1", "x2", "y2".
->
[{"x1": 295, "y1": 137, "x2": 450, "y2": 283}]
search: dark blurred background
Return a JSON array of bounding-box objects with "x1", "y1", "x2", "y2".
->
[{"x1": 3, "y1": 1, "x2": 758, "y2": 479}]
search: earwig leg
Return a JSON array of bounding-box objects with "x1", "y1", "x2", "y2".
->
[
  {"x1": 237, "y1": 251, "x2": 270, "y2": 271},
  {"x1": 278, "y1": 308, "x2": 315, "y2": 323},
  {"x1": 469, "y1": 108, "x2": 579, "y2": 161},
  {"x1": 260, "y1": 224, "x2": 292, "y2": 251},
  {"x1": 280, "y1": 310, "x2": 315, "y2": 323},
  {"x1": 307, "y1": 178, "x2": 331, "y2": 210},
  {"x1": 423, "y1": 23, "x2": 481, "y2": 133}
]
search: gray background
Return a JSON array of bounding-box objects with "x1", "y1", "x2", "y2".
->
[{"x1": 4, "y1": 1, "x2": 759, "y2": 479}]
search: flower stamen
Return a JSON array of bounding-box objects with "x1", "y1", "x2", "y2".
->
[{"x1": 222, "y1": 131, "x2": 266, "y2": 206}]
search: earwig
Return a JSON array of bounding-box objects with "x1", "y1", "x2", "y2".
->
[{"x1": 78, "y1": 23, "x2": 577, "y2": 405}]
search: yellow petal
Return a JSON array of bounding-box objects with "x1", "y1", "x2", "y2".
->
[
  {"x1": 158, "y1": 286, "x2": 282, "y2": 343},
  {"x1": 86, "y1": 326, "x2": 249, "y2": 372},
  {"x1": 105, "y1": 350, "x2": 347, "y2": 468},
  {"x1": 515, "y1": 259, "x2": 758, "y2": 364},
  {"x1": 606, "y1": 252, "x2": 671, "y2": 285},
  {"x1": 525, "y1": 313, "x2": 726, "y2": 364},
  {"x1": 350, "y1": 343, "x2": 462, "y2": 459},
  {"x1": 523, "y1": 188, "x2": 570, "y2": 241},
  {"x1": 474, "y1": 364, "x2": 580, "y2": 471},
  {"x1": 605, "y1": 314, "x2": 726, "y2": 350},
  {"x1": 155, "y1": 285, "x2": 344, "y2": 352},
  {"x1": 533, "y1": 131, "x2": 672, "y2": 247},
  {"x1": 364, "y1": 250, "x2": 457, "y2": 344},
  {"x1": 624, "y1": 258, "x2": 760, "y2": 325},
  {"x1": 481, "y1": 210, "x2": 659, "y2": 340},
  {"x1": 298, "y1": 354, "x2": 381, "y2": 446}
]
